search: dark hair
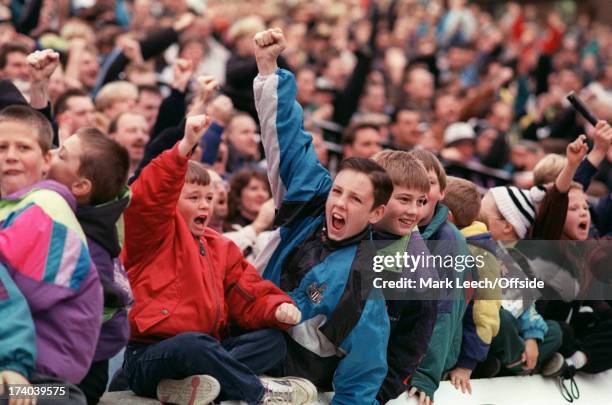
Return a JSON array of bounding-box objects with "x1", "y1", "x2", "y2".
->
[
  {"x1": 76, "y1": 127, "x2": 129, "y2": 205},
  {"x1": 0, "y1": 42, "x2": 29, "y2": 69},
  {"x1": 341, "y1": 122, "x2": 380, "y2": 146},
  {"x1": 54, "y1": 89, "x2": 90, "y2": 115},
  {"x1": 0, "y1": 105, "x2": 53, "y2": 153},
  {"x1": 224, "y1": 168, "x2": 271, "y2": 231},
  {"x1": 337, "y1": 157, "x2": 393, "y2": 208}
]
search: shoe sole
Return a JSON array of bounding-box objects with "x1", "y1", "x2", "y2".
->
[
  {"x1": 542, "y1": 353, "x2": 566, "y2": 377},
  {"x1": 157, "y1": 375, "x2": 220, "y2": 405}
]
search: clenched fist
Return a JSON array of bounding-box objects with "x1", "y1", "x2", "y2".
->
[
  {"x1": 253, "y1": 28, "x2": 286, "y2": 75},
  {"x1": 178, "y1": 114, "x2": 211, "y2": 157},
  {"x1": 275, "y1": 302, "x2": 301, "y2": 325},
  {"x1": 27, "y1": 49, "x2": 60, "y2": 83}
]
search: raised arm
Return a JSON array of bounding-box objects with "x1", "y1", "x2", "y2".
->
[
  {"x1": 253, "y1": 29, "x2": 332, "y2": 209},
  {"x1": 123, "y1": 114, "x2": 211, "y2": 264}
]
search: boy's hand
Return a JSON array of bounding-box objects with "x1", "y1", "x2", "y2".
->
[
  {"x1": 408, "y1": 387, "x2": 434, "y2": 405},
  {"x1": 566, "y1": 134, "x2": 588, "y2": 167},
  {"x1": 449, "y1": 367, "x2": 472, "y2": 394},
  {"x1": 522, "y1": 338, "x2": 539, "y2": 370},
  {"x1": 254, "y1": 28, "x2": 286, "y2": 76},
  {"x1": 0, "y1": 370, "x2": 36, "y2": 405},
  {"x1": 27, "y1": 49, "x2": 60, "y2": 83},
  {"x1": 171, "y1": 58, "x2": 194, "y2": 93},
  {"x1": 179, "y1": 114, "x2": 211, "y2": 156},
  {"x1": 275, "y1": 302, "x2": 301, "y2": 325}
]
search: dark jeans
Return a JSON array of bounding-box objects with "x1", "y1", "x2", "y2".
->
[
  {"x1": 77, "y1": 359, "x2": 109, "y2": 404},
  {"x1": 123, "y1": 329, "x2": 286, "y2": 405},
  {"x1": 488, "y1": 308, "x2": 562, "y2": 374},
  {"x1": 0, "y1": 374, "x2": 86, "y2": 405}
]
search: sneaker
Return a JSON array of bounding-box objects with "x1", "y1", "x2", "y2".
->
[
  {"x1": 541, "y1": 353, "x2": 566, "y2": 377},
  {"x1": 258, "y1": 376, "x2": 317, "y2": 404},
  {"x1": 157, "y1": 375, "x2": 220, "y2": 405}
]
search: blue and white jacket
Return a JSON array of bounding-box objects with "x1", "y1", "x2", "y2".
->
[{"x1": 253, "y1": 68, "x2": 390, "y2": 405}]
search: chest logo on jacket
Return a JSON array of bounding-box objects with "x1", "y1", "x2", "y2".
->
[{"x1": 306, "y1": 282, "x2": 327, "y2": 305}]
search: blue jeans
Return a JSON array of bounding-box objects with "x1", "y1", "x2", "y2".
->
[{"x1": 123, "y1": 329, "x2": 286, "y2": 404}]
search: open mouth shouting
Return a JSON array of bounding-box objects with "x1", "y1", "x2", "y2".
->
[{"x1": 330, "y1": 212, "x2": 346, "y2": 234}]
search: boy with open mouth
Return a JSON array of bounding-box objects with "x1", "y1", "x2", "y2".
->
[{"x1": 253, "y1": 28, "x2": 394, "y2": 404}]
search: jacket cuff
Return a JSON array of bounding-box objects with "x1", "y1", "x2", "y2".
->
[
  {"x1": 522, "y1": 329, "x2": 545, "y2": 341},
  {"x1": 455, "y1": 356, "x2": 478, "y2": 370}
]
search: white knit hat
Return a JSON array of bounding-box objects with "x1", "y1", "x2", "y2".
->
[{"x1": 490, "y1": 186, "x2": 543, "y2": 238}]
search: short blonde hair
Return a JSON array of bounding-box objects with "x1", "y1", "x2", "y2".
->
[
  {"x1": 442, "y1": 176, "x2": 481, "y2": 228},
  {"x1": 95, "y1": 81, "x2": 138, "y2": 112},
  {"x1": 60, "y1": 19, "x2": 95, "y2": 43},
  {"x1": 372, "y1": 150, "x2": 430, "y2": 194},
  {"x1": 228, "y1": 15, "x2": 265, "y2": 43},
  {"x1": 533, "y1": 154, "x2": 566, "y2": 186}
]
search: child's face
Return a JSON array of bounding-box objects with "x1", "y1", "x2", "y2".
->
[
  {"x1": 418, "y1": 170, "x2": 445, "y2": 226},
  {"x1": 562, "y1": 188, "x2": 590, "y2": 241},
  {"x1": 375, "y1": 185, "x2": 427, "y2": 236},
  {"x1": 47, "y1": 135, "x2": 84, "y2": 195},
  {"x1": 0, "y1": 121, "x2": 51, "y2": 196},
  {"x1": 325, "y1": 169, "x2": 385, "y2": 241},
  {"x1": 177, "y1": 182, "x2": 215, "y2": 237}
]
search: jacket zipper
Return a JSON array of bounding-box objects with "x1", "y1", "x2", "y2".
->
[{"x1": 200, "y1": 238, "x2": 221, "y2": 331}]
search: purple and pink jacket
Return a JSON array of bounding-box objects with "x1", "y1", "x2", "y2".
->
[{"x1": 0, "y1": 181, "x2": 103, "y2": 384}]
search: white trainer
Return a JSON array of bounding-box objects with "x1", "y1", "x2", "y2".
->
[
  {"x1": 156, "y1": 374, "x2": 220, "y2": 405},
  {"x1": 258, "y1": 376, "x2": 318, "y2": 404}
]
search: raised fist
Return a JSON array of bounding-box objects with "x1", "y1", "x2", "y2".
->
[
  {"x1": 566, "y1": 134, "x2": 588, "y2": 167},
  {"x1": 207, "y1": 95, "x2": 234, "y2": 127},
  {"x1": 253, "y1": 28, "x2": 286, "y2": 75},
  {"x1": 27, "y1": 49, "x2": 60, "y2": 83},
  {"x1": 172, "y1": 58, "x2": 194, "y2": 92},
  {"x1": 185, "y1": 114, "x2": 212, "y2": 145}
]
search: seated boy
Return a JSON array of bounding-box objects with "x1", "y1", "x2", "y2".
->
[
  {"x1": 253, "y1": 29, "x2": 392, "y2": 404},
  {"x1": 405, "y1": 149, "x2": 496, "y2": 405},
  {"x1": 0, "y1": 105, "x2": 102, "y2": 404},
  {"x1": 442, "y1": 177, "x2": 502, "y2": 387},
  {"x1": 121, "y1": 113, "x2": 311, "y2": 405},
  {"x1": 370, "y1": 150, "x2": 439, "y2": 403},
  {"x1": 46, "y1": 127, "x2": 133, "y2": 404}
]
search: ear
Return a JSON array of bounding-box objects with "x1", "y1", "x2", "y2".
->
[
  {"x1": 368, "y1": 204, "x2": 386, "y2": 224},
  {"x1": 71, "y1": 178, "x2": 92, "y2": 201},
  {"x1": 501, "y1": 220, "x2": 516, "y2": 239},
  {"x1": 447, "y1": 211, "x2": 454, "y2": 223},
  {"x1": 439, "y1": 188, "x2": 446, "y2": 200},
  {"x1": 41, "y1": 150, "x2": 53, "y2": 177}
]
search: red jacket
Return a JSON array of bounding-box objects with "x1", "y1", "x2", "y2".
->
[{"x1": 121, "y1": 145, "x2": 293, "y2": 343}]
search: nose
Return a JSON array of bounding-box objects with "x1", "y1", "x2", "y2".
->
[
  {"x1": 198, "y1": 198, "x2": 210, "y2": 211},
  {"x1": 4, "y1": 145, "x2": 18, "y2": 161}
]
